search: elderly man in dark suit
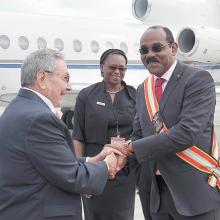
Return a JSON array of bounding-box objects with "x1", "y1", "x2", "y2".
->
[
  {"x1": 109, "y1": 26, "x2": 220, "y2": 220},
  {"x1": 0, "y1": 48, "x2": 120, "y2": 220}
]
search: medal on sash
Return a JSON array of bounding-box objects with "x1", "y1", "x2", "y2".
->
[{"x1": 152, "y1": 111, "x2": 163, "y2": 133}]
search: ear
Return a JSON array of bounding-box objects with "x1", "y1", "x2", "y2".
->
[
  {"x1": 171, "y1": 42, "x2": 178, "y2": 56},
  {"x1": 36, "y1": 71, "x2": 47, "y2": 89}
]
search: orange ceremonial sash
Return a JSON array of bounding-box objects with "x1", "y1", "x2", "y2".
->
[{"x1": 144, "y1": 75, "x2": 220, "y2": 189}]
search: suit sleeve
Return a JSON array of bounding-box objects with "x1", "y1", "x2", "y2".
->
[
  {"x1": 131, "y1": 112, "x2": 144, "y2": 141},
  {"x1": 131, "y1": 85, "x2": 144, "y2": 141},
  {"x1": 133, "y1": 70, "x2": 216, "y2": 162},
  {"x1": 25, "y1": 113, "x2": 108, "y2": 195},
  {"x1": 126, "y1": 88, "x2": 143, "y2": 173}
]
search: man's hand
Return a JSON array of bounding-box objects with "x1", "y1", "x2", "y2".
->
[
  {"x1": 104, "y1": 142, "x2": 133, "y2": 156},
  {"x1": 88, "y1": 146, "x2": 126, "y2": 163},
  {"x1": 99, "y1": 146, "x2": 126, "y2": 160},
  {"x1": 116, "y1": 155, "x2": 128, "y2": 171},
  {"x1": 104, "y1": 153, "x2": 118, "y2": 179}
]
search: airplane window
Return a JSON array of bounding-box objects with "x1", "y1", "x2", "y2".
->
[
  {"x1": 105, "y1": 41, "x2": 114, "y2": 49},
  {"x1": 73, "y1": 39, "x2": 82, "y2": 52},
  {"x1": 120, "y1": 42, "x2": 128, "y2": 53},
  {"x1": 0, "y1": 35, "x2": 10, "y2": 49},
  {"x1": 54, "y1": 38, "x2": 64, "y2": 51},
  {"x1": 37, "y1": 37, "x2": 47, "y2": 49},
  {"x1": 132, "y1": 0, "x2": 152, "y2": 20},
  {"x1": 19, "y1": 36, "x2": 29, "y2": 50},
  {"x1": 91, "y1": 40, "x2": 99, "y2": 53}
]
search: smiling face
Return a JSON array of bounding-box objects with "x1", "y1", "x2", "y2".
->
[
  {"x1": 100, "y1": 54, "x2": 127, "y2": 87},
  {"x1": 36, "y1": 59, "x2": 71, "y2": 107},
  {"x1": 45, "y1": 59, "x2": 71, "y2": 107},
  {"x1": 140, "y1": 28, "x2": 178, "y2": 77}
]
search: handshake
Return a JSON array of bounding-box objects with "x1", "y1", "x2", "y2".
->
[
  {"x1": 85, "y1": 141, "x2": 133, "y2": 198},
  {"x1": 88, "y1": 141, "x2": 133, "y2": 179}
]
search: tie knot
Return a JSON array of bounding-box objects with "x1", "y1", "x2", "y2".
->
[{"x1": 155, "y1": 78, "x2": 165, "y2": 87}]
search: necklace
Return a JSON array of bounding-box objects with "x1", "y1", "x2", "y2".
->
[{"x1": 105, "y1": 86, "x2": 122, "y2": 94}]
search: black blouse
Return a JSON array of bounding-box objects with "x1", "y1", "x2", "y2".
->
[{"x1": 72, "y1": 81, "x2": 136, "y2": 155}]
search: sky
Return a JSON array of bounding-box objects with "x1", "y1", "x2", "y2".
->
[{"x1": 0, "y1": 0, "x2": 135, "y2": 20}]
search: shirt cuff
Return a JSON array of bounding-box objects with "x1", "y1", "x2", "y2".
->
[{"x1": 103, "y1": 159, "x2": 109, "y2": 170}]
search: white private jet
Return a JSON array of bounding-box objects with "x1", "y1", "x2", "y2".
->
[{"x1": 0, "y1": 0, "x2": 220, "y2": 133}]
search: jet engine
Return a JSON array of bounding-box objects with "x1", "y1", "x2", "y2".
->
[
  {"x1": 177, "y1": 27, "x2": 220, "y2": 63},
  {"x1": 132, "y1": 0, "x2": 220, "y2": 63},
  {"x1": 132, "y1": 0, "x2": 220, "y2": 29}
]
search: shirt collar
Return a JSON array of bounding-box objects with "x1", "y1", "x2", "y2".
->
[
  {"x1": 22, "y1": 87, "x2": 56, "y2": 114},
  {"x1": 155, "y1": 59, "x2": 177, "y2": 81}
]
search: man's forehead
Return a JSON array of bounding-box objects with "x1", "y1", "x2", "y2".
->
[
  {"x1": 140, "y1": 28, "x2": 166, "y2": 44},
  {"x1": 54, "y1": 59, "x2": 67, "y2": 69}
]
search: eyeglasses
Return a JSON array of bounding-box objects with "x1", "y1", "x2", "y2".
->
[
  {"x1": 63, "y1": 74, "x2": 70, "y2": 83},
  {"x1": 139, "y1": 43, "x2": 171, "y2": 55},
  {"x1": 45, "y1": 70, "x2": 70, "y2": 83},
  {"x1": 105, "y1": 65, "x2": 127, "y2": 73}
]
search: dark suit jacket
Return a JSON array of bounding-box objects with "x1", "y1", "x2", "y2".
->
[
  {"x1": 0, "y1": 89, "x2": 108, "y2": 220},
  {"x1": 132, "y1": 61, "x2": 220, "y2": 216}
]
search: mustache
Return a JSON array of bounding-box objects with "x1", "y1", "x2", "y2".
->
[{"x1": 146, "y1": 57, "x2": 159, "y2": 65}]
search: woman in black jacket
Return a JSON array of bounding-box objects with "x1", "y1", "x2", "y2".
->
[{"x1": 72, "y1": 49, "x2": 137, "y2": 220}]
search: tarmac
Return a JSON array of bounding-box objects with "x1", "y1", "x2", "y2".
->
[{"x1": 134, "y1": 194, "x2": 145, "y2": 220}]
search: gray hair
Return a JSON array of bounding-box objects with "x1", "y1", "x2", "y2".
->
[{"x1": 21, "y1": 48, "x2": 64, "y2": 87}]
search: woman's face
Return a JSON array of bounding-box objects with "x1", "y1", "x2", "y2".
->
[{"x1": 100, "y1": 54, "x2": 127, "y2": 86}]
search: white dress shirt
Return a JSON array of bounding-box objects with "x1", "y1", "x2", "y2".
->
[{"x1": 154, "y1": 59, "x2": 177, "y2": 91}]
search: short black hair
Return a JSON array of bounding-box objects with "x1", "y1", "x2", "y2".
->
[
  {"x1": 100, "y1": 49, "x2": 127, "y2": 65},
  {"x1": 147, "y1": 25, "x2": 174, "y2": 44}
]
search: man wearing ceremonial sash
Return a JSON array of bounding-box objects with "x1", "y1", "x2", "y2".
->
[{"x1": 108, "y1": 26, "x2": 220, "y2": 220}]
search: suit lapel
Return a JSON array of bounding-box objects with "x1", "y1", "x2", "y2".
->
[{"x1": 160, "y1": 61, "x2": 184, "y2": 113}]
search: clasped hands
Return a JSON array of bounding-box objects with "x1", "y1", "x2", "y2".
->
[
  {"x1": 88, "y1": 142, "x2": 132, "y2": 179},
  {"x1": 100, "y1": 143, "x2": 132, "y2": 179},
  {"x1": 85, "y1": 143, "x2": 132, "y2": 198}
]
